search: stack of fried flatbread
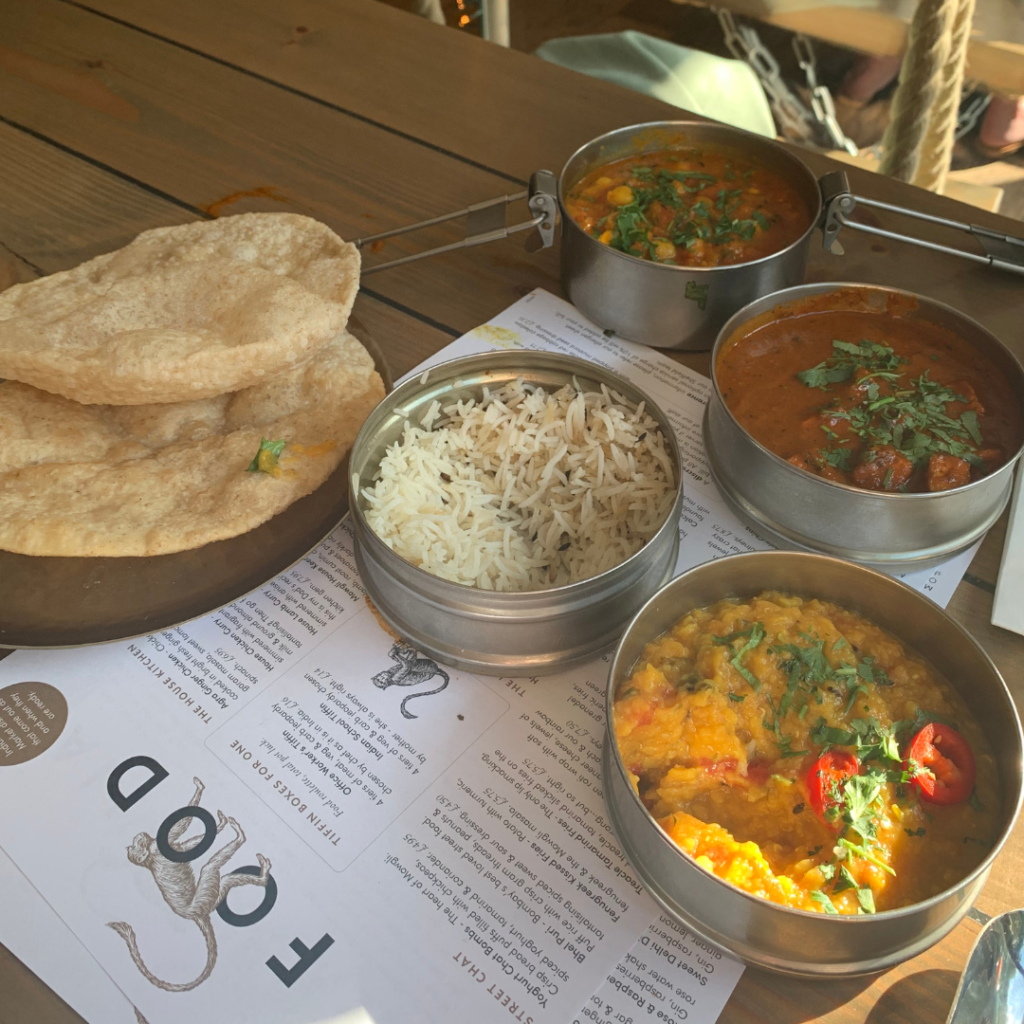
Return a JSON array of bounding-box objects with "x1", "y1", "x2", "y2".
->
[{"x1": 0, "y1": 213, "x2": 384, "y2": 557}]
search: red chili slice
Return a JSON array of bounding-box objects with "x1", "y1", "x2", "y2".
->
[
  {"x1": 906, "y1": 723, "x2": 976, "y2": 805},
  {"x1": 807, "y1": 750, "x2": 859, "y2": 827}
]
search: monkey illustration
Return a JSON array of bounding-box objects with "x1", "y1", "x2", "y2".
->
[
  {"x1": 371, "y1": 643, "x2": 450, "y2": 719},
  {"x1": 108, "y1": 777, "x2": 271, "y2": 992}
]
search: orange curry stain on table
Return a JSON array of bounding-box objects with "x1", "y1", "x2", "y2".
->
[{"x1": 202, "y1": 186, "x2": 289, "y2": 217}]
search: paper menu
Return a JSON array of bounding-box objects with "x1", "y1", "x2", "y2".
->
[
  {"x1": 0, "y1": 288, "x2": 978, "y2": 1024},
  {"x1": 576, "y1": 915, "x2": 744, "y2": 1024},
  {"x1": 206, "y1": 602, "x2": 509, "y2": 872},
  {"x1": 992, "y1": 464, "x2": 1024, "y2": 635},
  {"x1": 0, "y1": 527, "x2": 732, "y2": 1024}
]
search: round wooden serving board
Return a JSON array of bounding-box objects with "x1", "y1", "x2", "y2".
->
[{"x1": 0, "y1": 316, "x2": 392, "y2": 648}]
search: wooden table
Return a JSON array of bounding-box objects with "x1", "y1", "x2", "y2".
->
[{"x1": 1, "y1": 2, "x2": 1022, "y2": 1021}]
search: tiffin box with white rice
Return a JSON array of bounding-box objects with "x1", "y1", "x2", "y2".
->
[{"x1": 349, "y1": 350, "x2": 685, "y2": 676}]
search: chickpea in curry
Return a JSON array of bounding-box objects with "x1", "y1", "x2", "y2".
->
[
  {"x1": 717, "y1": 295, "x2": 1022, "y2": 492},
  {"x1": 613, "y1": 594, "x2": 1000, "y2": 914},
  {"x1": 564, "y1": 149, "x2": 810, "y2": 268}
]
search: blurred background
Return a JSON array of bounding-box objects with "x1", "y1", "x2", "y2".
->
[{"x1": 377, "y1": 0, "x2": 1024, "y2": 219}]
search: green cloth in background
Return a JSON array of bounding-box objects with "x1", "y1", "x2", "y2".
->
[{"x1": 535, "y1": 30, "x2": 776, "y2": 138}]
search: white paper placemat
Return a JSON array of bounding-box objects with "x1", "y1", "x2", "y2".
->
[{"x1": 0, "y1": 289, "x2": 979, "y2": 1024}]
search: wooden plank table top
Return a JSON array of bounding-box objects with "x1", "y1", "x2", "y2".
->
[{"x1": 0, "y1": 2, "x2": 1022, "y2": 1022}]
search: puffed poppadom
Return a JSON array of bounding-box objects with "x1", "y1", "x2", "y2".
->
[
  {"x1": 0, "y1": 331, "x2": 384, "y2": 556},
  {"x1": 0, "y1": 213, "x2": 361, "y2": 405}
]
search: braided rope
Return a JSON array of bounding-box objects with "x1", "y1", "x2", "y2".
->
[
  {"x1": 879, "y1": 0, "x2": 956, "y2": 183},
  {"x1": 913, "y1": 0, "x2": 976, "y2": 192}
]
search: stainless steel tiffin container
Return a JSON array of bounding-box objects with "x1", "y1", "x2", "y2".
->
[
  {"x1": 703, "y1": 282, "x2": 1024, "y2": 570},
  {"x1": 358, "y1": 121, "x2": 1024, "y2": 352},
  {"x1": 603, "y1": 552, "x2": 1024, "y2": 976},
  {"x1": 348, "y1": 350, "x2": 685, "y2": 676},
  {"x1": 557, "y1": 121, "x2": 822, "y2": 351}
]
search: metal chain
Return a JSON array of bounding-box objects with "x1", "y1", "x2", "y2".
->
[
  {"x1": 715, "y1": 7, "x2": 817, "y2": 143},
  {"x1": 792, "y1": 34, "x2": 860, "y2": 155},
  {"x1": 955, "y1": 89, "x2": 992, "y2": 140},
  {"x1": 715, "y1": 9, "x2": 860, "y2": 155}
]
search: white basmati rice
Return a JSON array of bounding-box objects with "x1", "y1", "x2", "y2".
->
[{"x1": 361, "y1": 377, "x2": 675, "y2": 591}]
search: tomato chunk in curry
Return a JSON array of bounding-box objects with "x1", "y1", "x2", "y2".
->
[
  {"x1": 716, "y1": 294, "x2": 1022, "y2": 492},
  {"x1": 612, "y1": 594, "x2": 1000, "y2": 914},
  {"x1": 564, "y1": 149, "x2": 809, "y2": 268}
]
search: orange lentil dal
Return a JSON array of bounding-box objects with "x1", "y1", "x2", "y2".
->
[{"x1": 612, "y1": 593, "x2": 1000, "y2": 914}]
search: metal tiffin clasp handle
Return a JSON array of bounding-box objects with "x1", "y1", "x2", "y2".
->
[
  {"x1": 818, "y1": 169, "x2": 856, "y2": 256},
  {"x1": 818, "y1": 168, "x2": 1024, "y2": 275},
  {"x1": 356, "y1": 170, "x2": 558, "y2": 276}
]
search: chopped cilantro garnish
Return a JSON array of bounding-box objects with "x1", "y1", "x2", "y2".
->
[
  {"x1": 810, "y1": 716, "x2": 901, "y2": 765},
  {"x1": 609, "y1": 205, "x2": 650, "y2": 256},
  {"x1": 820, "y1": 447, "x2": 855, "y2": 472},
  {"x1": 779, "y1": 661, "x2": 802, "y2": 718},
  {"x1": 839, "y1": 837, "x2": 896, "y2": 876},
  {"x1": 798, "y1": 338, "x2": 990, "y2": 473},
  {"x1": 798, "y1": 338, "x2": 905, "y2": 390},
  {"x1": 761, "y1": 686, "x2": 808, "y2": 759},
  {"x1": 772, "y1": 636, "x2": 831, "y2": 685},
  {"x1": 857, "y1": 656, "x2": 892, "y2": 686},
  {"x1": 798, "y1": 363, "x2": 856, "y2": 389},
  {"x1": 728, "y1": 693, "x2": 746, "y2": 702},
  {"x1": 810, "y1": 890, "x2": 839, "y2": 914},
  {"x1": 668, "y1": 170, "x2": 717, "y2": 190},
  {"x1": 840, "y1": 769, "x2": 886, "y2": 840},
  {"x1": 856, "y1": 887, "x2": 876, "y2": 914},
  {"x1": 872, "y1": 723, "x2": 901, "y2": 763},
  {"x1": 844, "y1": 681, "x2": 869, "y2": 716},
  {"x1": 684, "y1": 280, "x2": 708, "y2": 310},
  {"x1": 600, "y1": 167, "x2": 771, "y2": 260},
  {"x1": 960, "y1": 409, "x2": 983, "y2": 446},
  {"x1": 904, "y1": 827, "x2": 926, "y2": 837},
  {"x1": 714, "y1": 622, "x2": 765, "y2": 691},
  {"x1": 809, "y1": 718, "x2": 854, "y2": 748},
  {"x1": 900, "y1": 757, "x2": 926, "y2": 785},
  {"x1": 832, "y1": 864, "x2": 858, "y2": 894},
  {"x1": 776, "y1": 734, "x2": 809, "y2": 759},
  {"x1": 247, "y1": 437, "x2": 287, "y2": 474}
]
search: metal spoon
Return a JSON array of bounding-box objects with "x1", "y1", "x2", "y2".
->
[{"x1": 947, "y1": 909, "x2": 1024, "y2": 1024}]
